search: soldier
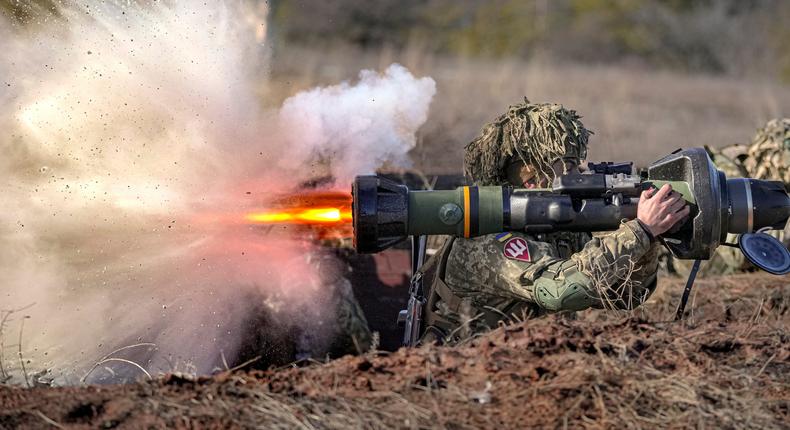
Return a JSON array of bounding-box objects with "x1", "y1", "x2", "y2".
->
[{"x1": 417, "y1": 100, "x2": 689, "y2": 344}]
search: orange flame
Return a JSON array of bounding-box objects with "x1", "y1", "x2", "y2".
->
[
  {"x1": 245, "y1": 190, "x2": 353, "y2": 239},
  {"x1": 245, "y1": 206, "x2": 352, "y2": 224}
]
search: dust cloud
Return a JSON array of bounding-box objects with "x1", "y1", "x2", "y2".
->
[{"x1": 0, "y1": 2, "x2": 434, "y2": 384}]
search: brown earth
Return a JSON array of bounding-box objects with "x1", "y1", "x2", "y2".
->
[{"x1": 1, "y1": 273, "x2": 788, "y2": 429}]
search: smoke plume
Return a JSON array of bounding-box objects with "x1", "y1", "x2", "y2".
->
[
  {"x1": 278, "y1": 65, "x2": 435, "y2": 185},
  {"x1": 0, "y1": 2, "x2": 434, "y2": 384}
]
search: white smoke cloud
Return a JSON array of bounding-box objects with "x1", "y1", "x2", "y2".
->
[
  {"x1": 278, "y1": 64, "x2": 436, "y2": 185},
  {"x1": 0, "y1": 1, "x2": 435, "y2": 385}
]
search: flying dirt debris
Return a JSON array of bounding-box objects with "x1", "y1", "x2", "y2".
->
[{"x1": 0, "y1": 0, "x2": 436, "y2": 385}]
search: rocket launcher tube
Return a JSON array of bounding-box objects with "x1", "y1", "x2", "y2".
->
[
  {"x1": 405, "y1": 187, "x2": 640, "y2": 237},
  {"x1": 352, "y1": 148, "x2": 790, "y2": 259},
  {"x1": 406, "y1": 187, "x2": 505, "y2": 237}
]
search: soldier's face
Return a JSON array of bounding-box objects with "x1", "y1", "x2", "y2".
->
[{"x1": 506, "y1": 158, "x2": 580, "y2": 188}]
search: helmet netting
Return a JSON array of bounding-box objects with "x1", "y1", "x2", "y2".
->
[{"x1": 464, "y1": 99, "x2": 591, "y2": 186}]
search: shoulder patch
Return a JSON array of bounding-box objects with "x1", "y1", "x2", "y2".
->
[
  {"x1": 495, "y1": 232, "x2": 513, "y2": 242},
  {"x1": 503, "y1": 237, "x2": 531, "y2": 262}
]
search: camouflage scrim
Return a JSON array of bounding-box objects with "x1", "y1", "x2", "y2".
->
[
  {"x1": 743, "y1": 119, "x2": 790, "y2": 188},
  {"x1": 706, "y1": 144, "x2": 748, "y2": 179},
  {"x1": 464, "y1": 99, "x2": 591, "y2": 186}
]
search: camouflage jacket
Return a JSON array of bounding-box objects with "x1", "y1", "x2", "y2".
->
[{"x1": 420, "y1": 220, "x2": 660, "y2": 344}]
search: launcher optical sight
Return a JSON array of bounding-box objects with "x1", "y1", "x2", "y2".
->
[{"x1": 353, "y1": 148, "x2": 790, "y2": 272}]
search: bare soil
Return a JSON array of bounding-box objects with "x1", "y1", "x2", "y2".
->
[{"x1": 2, "y1": 273, "x2": 788, "y2": 429}]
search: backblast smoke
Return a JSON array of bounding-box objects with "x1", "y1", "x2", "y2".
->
[{"x1": 0, "y1": 2, "x2": 435, "y2": 384}]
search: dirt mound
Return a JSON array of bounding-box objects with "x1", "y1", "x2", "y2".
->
[{"x1": 2, "y1": 274, "x2": 789, "y2": 429}]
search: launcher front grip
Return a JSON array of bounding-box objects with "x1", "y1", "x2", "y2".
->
[{"x1": 646, "y1": 180, "x2": 696, "y2": 205}]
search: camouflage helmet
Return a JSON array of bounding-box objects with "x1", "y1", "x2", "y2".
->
[
  {"x1": 464, "y1": 99, "x2": 591, "y2": 186},
  {"x1": 743, "y1": 118, "x2": 790, "y2": 187}
]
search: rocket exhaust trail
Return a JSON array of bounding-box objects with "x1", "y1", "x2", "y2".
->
[{"x1": 245, "y1": 190, "x2": 353, "y2": 239}]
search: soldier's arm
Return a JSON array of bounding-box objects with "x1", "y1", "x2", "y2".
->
[
  {"x1": 533, "y1": 184, "x2": 687, "y2": 311},
  {"x1": 444, "y1": 184, "x2": 686, "y2": 312},
  {"x1": 443, "y1": 222, "x2": 660, "y2": 312},
  {"x1": 533, "y1": 220, "x2": 659, "y2": 311}
]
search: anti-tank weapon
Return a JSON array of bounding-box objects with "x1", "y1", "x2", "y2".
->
[
  {"x1": 351, "y1": 148, "x2": 790, "y2": 344},
  {"x1": 354, "y1": 148, "x2": 789, "y2": 260}
]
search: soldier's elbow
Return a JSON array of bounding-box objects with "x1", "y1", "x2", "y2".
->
[{"x1": 534, "y1": 280, "x2": 598, "y2": 312}]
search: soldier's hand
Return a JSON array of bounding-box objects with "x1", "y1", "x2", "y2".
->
[{"x1": 637, "y1": 184, "x2": 691, "y2": 237}]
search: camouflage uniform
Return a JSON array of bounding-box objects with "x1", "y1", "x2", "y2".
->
[
  {"x1": 325, "y1": 274, "x2": 373, "y2": 356},
  {"x1": 311, "y1": 250, "x2": 372, "y2": 357},
  {"x1": 743, "y1": 119, "x2": 790, "y2": 189},
  {"x1": 419, "y1": 101, "x2": 661, "y2": 344},
  {"x1": 669, "y1": 119, "x2": 790, "y2": 276}
]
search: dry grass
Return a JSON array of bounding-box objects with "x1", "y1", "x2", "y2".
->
[
  {"x1": 266, "y1": 44, "x2": 790, "y2": 173},
  {"x1": 2, "y1": 274, "x2": 788, "y2": 429},
  {"x1": 0, "y1": 305, "x2": 35, "y2": 387}
]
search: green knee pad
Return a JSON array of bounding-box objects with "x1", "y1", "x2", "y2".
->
[{"x1": 534, "y1": 268, "x2": 596, "y2": 312}]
